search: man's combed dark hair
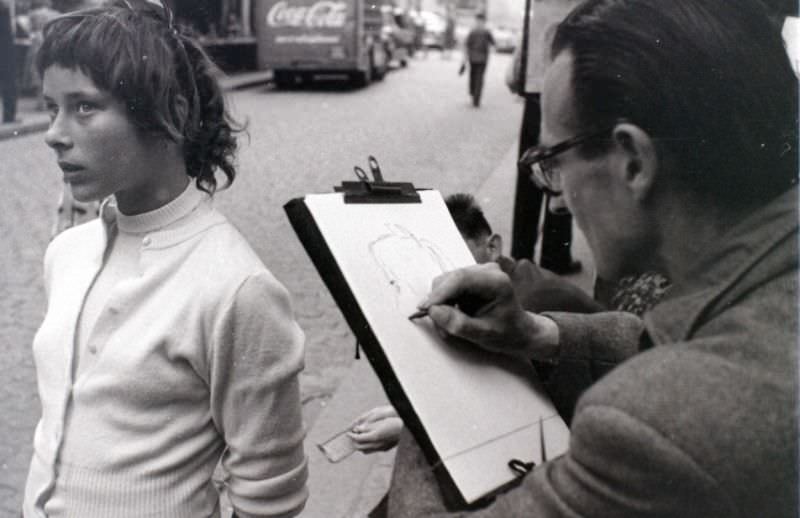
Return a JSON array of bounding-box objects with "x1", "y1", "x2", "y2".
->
[
  {"x1": 36, "y1": 1, "x2": 242, "y2": 193},
  {"x1": 445, "y1": 193, "x2": 493, "y2": 240},
  {"x1": 552, "y1": 0, "x2": 798, "y2": 210}
]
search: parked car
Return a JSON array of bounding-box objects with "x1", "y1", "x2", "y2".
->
[
  {"x1": 419, "y1": 10, "x2": 446, "y2": 49},
  {"x1": 492, "y1": 25, "x2": 518, "y2": 53}
]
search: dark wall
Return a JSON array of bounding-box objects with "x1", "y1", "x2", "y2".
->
[{"x1": 173, "y1": 0, "x2": 222, "y2": 35}]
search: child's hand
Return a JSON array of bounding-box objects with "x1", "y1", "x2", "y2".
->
[{"x1": 347, "y1": 405, "x2": 404, "y2": 453}]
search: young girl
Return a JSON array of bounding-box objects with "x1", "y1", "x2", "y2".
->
[{"x1": 24, "y1": 2, "x2": 308, "y2": 517}]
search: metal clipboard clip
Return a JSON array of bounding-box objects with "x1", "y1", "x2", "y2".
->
[{"x1": 335, "y1": 155, "x2": 421, "y2": 204}]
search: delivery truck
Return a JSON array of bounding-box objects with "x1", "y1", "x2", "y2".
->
[{"x1": 254, "y1": 0, "x2": 391, "y2": 87}]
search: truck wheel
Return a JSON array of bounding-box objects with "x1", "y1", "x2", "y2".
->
[
  {"x1": 371, "y1": 50, "x2": 386, "y2": 81},
  {"x1": 273, "y1": 70, "x2": 292, "y2": 89},
  {"x1": 373, "y1": 63, "x2": 386, "y2": 81},
  {"x1": 354, "y1": 65, "x2": 372, "y2": 88}
]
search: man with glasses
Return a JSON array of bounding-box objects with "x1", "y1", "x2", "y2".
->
[{"x1": 384, "y1": 0, "x2": 798, "y2": 516}]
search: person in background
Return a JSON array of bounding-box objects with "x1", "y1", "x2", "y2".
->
[
  {"x1": 442, "y1": 6, "x2": 456, "y2": 59},
  {"x1": 0, "y1": 0, "x2": 18, "y2": 124},
  {"x1": 462, "y1": 12, "x2": 494, "y2": 107},
  {"x1": 387, "y1": 0, "x2": 798, "y2": 515},
  {"x1": 508, "y1": 0, "x2": 583, "y2": 274},
  {"x1": 21, "y1": 0, "x2": 59, "y2": 108},
  {"x1": 24, "y1": 1, "x2": 308, "y2": 517},
  {"x1": 50, "y1": 182, "x2": 100, "y2": 239},
  {"x1": 446, "y1": 193, "x2": 603, "y2": 314}
]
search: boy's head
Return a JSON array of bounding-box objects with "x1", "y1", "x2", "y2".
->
[
  {"x1": 36, "y1": 0, "x2": 239, "y2": 193},
  {"x1": 445, "y1": 193, "x2": 502, "y2": 264}
]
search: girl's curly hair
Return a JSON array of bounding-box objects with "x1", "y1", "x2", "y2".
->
[{"x1": 36, "y1": 1, "x2": 243, "y2": 194}]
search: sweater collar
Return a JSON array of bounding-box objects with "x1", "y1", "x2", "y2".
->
[
  {"x1": 115, "y1": 183, "x2": 205, "y2": 235},
  {"x1": 97, "y1": 186, "x2": 226, "y2": 250},
  {"x1": 644, "y1": 187, "x2": 798, "y2": 344}
]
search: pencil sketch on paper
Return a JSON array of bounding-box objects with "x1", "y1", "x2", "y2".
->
[{"x1": 368, "y1": 223, "x2": 455, "y2": 310}]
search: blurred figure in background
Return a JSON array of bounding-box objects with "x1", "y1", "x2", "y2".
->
[
  {"x1": 442, "y1": 6, "x2": 456, "y2": 59},
  {"x1": 0, "y1": 0, "x2": 18, "y2": 123},
  {"x1": 22, "y1": 0, "x2": 59, "y2": 109},
  {"x1": 462, "y1": 12, "x2": 494, "y2": 107}
]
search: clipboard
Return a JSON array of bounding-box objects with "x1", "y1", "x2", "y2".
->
[{"x1": 285, "y1": 161, "x2": 569, "y2": 506}]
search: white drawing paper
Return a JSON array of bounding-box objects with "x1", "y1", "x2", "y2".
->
[{"x1": 304, "y1": 190, "x2": 570, "y2": 504}]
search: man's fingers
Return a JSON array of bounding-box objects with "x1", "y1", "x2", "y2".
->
[
  {"x1": 421, "y1": 264, "x2": 506, "y2": 309},
  {"x1": 427, "y1": 304, "x2": 495, "y2": 348}
]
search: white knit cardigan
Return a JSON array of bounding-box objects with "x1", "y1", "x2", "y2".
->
[{"x1": 24, "y1": 194, "x2": 308, "y2": 518}]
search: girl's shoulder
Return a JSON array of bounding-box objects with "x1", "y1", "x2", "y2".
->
[
  {"x1": 180, "y1": 208, "x2": 273, "y2": 285},
  {"x1": 47, "y1": 216, "x2": 105, "y2": 259}
]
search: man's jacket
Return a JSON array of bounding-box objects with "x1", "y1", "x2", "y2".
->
[{"x1": 388, "y1": 187, "x2": 798, "y2": 517}]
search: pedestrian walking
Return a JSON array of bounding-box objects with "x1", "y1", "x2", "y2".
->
[
  {"x1": 23, "y1": 1, "x2": 308, "y2": 517},
  {"x1": 0, "y1": 0, "x2": 18, "y2": 124},
  {"x1": 508, "y1": 0, "x2": 583, "y2": 273},
  {"x1": 462, "y1": 12, "x2": 494, "y2": 107},
  {"x1": 442, "y1": 7, "x2": 456, "y2": 59}
]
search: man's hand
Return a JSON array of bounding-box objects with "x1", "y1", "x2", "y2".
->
[
  {"x1": 347, "y1": 405, "x2": 404, "y2": 453},
  {"x1": 417, "y1": 263, "x2": 560, "y2": 362}
]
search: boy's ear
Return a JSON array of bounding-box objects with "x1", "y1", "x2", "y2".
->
[{"x1": 487, "y1": 233, "x2": 502, "y2": 261}]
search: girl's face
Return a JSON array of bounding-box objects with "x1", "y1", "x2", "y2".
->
[{"x1": 43, "y1": 65, "x2": 171, "y2": 214}]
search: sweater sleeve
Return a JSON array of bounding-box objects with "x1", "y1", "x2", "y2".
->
[{"x1": 209, "y1": 272, "x2": 308, "y2": 518}]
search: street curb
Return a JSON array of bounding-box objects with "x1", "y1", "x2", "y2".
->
[
  {"x1": 0, "y1": 118, "x2": 50, "y2": 141},
  {"x1": 218, "y1": 70, "x2": 274, "y2": 91},
  {"x1": 0, "y1": 70, "x2": 274, "y2": 143}
]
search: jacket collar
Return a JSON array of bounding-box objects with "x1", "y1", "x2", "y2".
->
[{"x1": 644, "y1": 187, "x2": 798, "y2": 344}]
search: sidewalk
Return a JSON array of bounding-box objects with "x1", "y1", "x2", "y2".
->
[
  {"x1": 0, "y1": 70, "x2": 272, "y2": 142},
  {"x1": 302, "y1": 142, "x2": 595, "y2": 517}
]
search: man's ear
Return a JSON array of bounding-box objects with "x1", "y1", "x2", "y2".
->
[
  {"x1": 487, "y1": 233, "x2": 503, "y2": 261},
  {"x1": 612, "y1": 122, "x2": 658, "y2": 202}
]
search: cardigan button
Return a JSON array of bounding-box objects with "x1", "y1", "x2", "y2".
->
[
  {"x1": 88, "y1": 345, "x2": 97, "y2": 354},
  {"x1": 142, "y1": 236, "x2": 152, "y2": 247}
]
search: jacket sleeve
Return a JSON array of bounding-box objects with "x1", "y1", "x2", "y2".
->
[
  {"x1": 209, "y1": 272, "x2": 308, "y2": 518},
  {"x1": 539, "y1": 311, "x2": 643, "y2": 423},
  {"x1": 386, "y1": 402, "x2": 731, "y2": 518}
]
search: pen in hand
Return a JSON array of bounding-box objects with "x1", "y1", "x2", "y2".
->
[
  {"x1": 408, "y1": 308, "x2": 429, "y2": 321},
  {"x1": 408, "y1": 293, "x2": 494, "y2": 321}
]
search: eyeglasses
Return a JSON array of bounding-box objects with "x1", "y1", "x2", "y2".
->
[{"x1": 518, "y1": 126, "x2": 616, "y2": 196}]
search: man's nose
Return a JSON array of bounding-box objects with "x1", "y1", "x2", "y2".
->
[
  {"x1": 547, "y1": 193, "x2": 570, "y2": 215},
  {"x1": 44, "y1": 113, "x2": 72, "y2": 151}
]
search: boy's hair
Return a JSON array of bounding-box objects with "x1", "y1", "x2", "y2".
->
[
  {"x1": 36, "y1": 0, "x2": 241, "y2": 194},
  {"x1": 445, "y1": 193, "x2": 492, "y2": 241}
]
